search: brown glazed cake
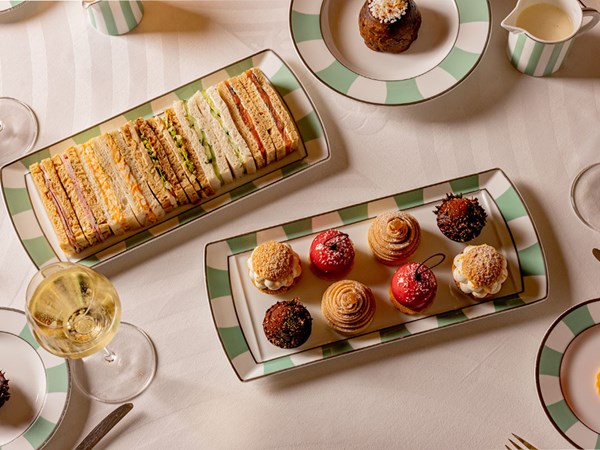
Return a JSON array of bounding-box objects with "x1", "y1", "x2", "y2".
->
[
  {"x1": 263, "y1": 299, "x2": 312, "y2": 349},
  {"x1": 358, "y1": 0, "x2": 422, "y2": 53}
]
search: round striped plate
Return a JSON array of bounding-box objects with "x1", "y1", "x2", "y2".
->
[{"x1": 289, "y1": 0, "x2": 491, "y2": 105}]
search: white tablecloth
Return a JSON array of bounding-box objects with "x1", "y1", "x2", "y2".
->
[{"x1": 1, "y1": 1, "x2": 599, "y2": 448}]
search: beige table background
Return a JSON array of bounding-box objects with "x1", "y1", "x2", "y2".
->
[{"x1": 1, "y1": 1, "x2": 599, "y2": 448}]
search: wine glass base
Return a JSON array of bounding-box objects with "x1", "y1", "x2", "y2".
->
[
  {"x1": 571, "y1": 163, "x2": 600, "y2": 232},
  {"x1": 0, "y1": 97, "x2": 38, "y2": 164},
  {"x1": 70, "y1": 322, "x2": 157, "y2": 404}
]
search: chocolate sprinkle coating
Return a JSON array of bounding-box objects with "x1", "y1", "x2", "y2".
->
[
  {"x1": 0, "y1": 371, "x2": 10, "y2": 408},
  {"x1": 434, "y1": 193, "x2": 487, "y2": 242},
  {"x1": 263, "y1": 299, "x2": 312, "y2": 349}
]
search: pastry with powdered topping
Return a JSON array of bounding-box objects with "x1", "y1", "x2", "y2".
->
[
  {"x1": 247, "y1": 241, "x2": 302, "y2": 294},
  {"x1": 452, "y1": 244, "x2": 508, "y2": 300},
  {"x1": 434, "y1": 193, "x2": 487, "y2": 242},
  {"x1": 368, "y1": 211, "x2": 421, "y2": 265},
  {"x1": 263, "y1": 298, "x2": 312, "y2": 349},
  {"x1": 358, "y1": 0, "x2": 422, "y2": 53},
  {"x1": 309, "y1": 229, "x2": 355, "y2": 279},
  {"x1": 321, "y1": 280, "x2": 376, "y2": 336},
  {"x1": 389, "y1": 261, "x2": 437, "y2": 315}
]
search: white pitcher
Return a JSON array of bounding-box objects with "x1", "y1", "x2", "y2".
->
[{"x1": 501, "y1": 0, "x2": 600, "y2": 76}]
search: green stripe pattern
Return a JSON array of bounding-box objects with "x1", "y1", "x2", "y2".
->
[
  {"x1": 538, "y1": 302, "x2": 600, "y2": 446},
  {"x1": 206, "y1": 169, "x2": 548, "y2": 380},
  {"x1": 506, "y1": 31, "x2": 573, "y2": 76},
  {"x1": 86, "y1": 0, "x2": 144, "y2": 36}
]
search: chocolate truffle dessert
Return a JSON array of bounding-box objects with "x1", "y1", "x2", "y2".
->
[
  {"x1": 263, "y1": 299, "x2": 312, "y2": 349},
  {"x1": 358, "y1": 0, "x2": 422, "y2": 53},
  {"x1": 434, "y1": 193, "x2": 487, "y2": 242},
  {"x1": 0, "y1": 371, "x2": 10, "y2": 408}
]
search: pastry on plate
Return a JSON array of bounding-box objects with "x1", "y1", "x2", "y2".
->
[
  {"x1": 263, "y1": 298, "x2": 312, "y2": 349},
  {"x1": 247, "y1": 241, "x2": 302, "y2": 294},
  {"x1": 321, "y1": 280, "x2": 376, "y2": 336},
  {"x1": 434, "y1": 193, "x2": 487, "y2": 242},
  {"x1": 452, "y1": 244, "x2": 508, "y2": 300},
  {"x1": 358, "y1": 0, "x2": 422, "y2": 53},
  {"x1": 309, "y1": 229, "x2": 355, "y2": 279},
  {"x1": 0, "y1": 370, "x2": 9, "y2": 408},
  {"x1": 368, "y1": 211, "x2": 420, "y2": 265},
  {"x1": 389, "y1": 261, "x2": 437, "y2": 315}
]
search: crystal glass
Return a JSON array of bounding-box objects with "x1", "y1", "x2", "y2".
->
[
  {"x1": 25, "y1": 262, "x2": 156, "y2": 403},
  {"x1": 570, "y1": 163, "x2": 600, "y2": 232},
  {"x1": 0, "y1": 97, "x2": 38, "y2": 165}
]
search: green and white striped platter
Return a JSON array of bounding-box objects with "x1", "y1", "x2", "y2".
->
[
  {"x1": 0, "y1": 49, "x2": 330, "y2": 269},
  {"x1": 537, "y1": 299, "x2": 600, "y2": 449},
  {"x1": 0, "y1": 308, "x2": 70, "y2": 450},
  {"x1": 205, "y1": 168, "x2": 548, "y2": 381},
  {"x1": 289, "y1": 0, "x2": 491, "y2": 105},
  {"x1": 0, "y1": 0, "x2": 26, "y2": 13}
]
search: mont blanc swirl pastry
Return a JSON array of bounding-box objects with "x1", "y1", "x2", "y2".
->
[
  {"x1": 321, "y1": 280, "x2": 376, "y2": 336},
  {"x1": 367, "y1": 211, "x2": 421, "y2": 265}
]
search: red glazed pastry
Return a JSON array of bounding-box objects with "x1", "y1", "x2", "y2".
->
[
  {"x1": 309, "y1": 230, "x2": 355, "y2": 279},
  {"x1": 389, "y1": 262, "x2": 437, "y2": 315}
]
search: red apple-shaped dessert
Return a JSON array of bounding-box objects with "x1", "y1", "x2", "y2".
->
[
  {"x1": 389, "y1": 261, "x2": 437, "y2": 315},
  {"x1": 309, "y1": 230, "x2": 355, "y2": 279}
]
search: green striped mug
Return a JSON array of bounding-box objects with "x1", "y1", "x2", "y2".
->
[
  {"x1": 501, "y1": 0, "x2": 600, "y2": 76},
  {"x1": 83, "y1": 0, "x2": 144, "y2": 36}
]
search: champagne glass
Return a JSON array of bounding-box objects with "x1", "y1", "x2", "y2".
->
[
  {"x1": 25, "y1": 262, "x2": 156, "y2": 403},
  {"x1": 570, "y1": 163, "x2": 600, "y2": 232},
  {"x1": 0, "y1": 97, "x2": 38, "y2": 165}
]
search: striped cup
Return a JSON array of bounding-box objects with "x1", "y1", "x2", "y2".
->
[
  {"x1": 502, "y1": 0, "x2": 600, "y2": 76},
  {"x1": 83, "y1": 0, "x2": 144, "y2": 36}
]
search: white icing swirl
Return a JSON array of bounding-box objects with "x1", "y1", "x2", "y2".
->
[{"x1": 452, "y1": 246, "x2": 508, "y2": 299}]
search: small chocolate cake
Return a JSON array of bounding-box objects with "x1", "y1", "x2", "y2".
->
[
  {"x1": 0, "y1": 371, "x2": 10, "y2": 408},
  {"x1": 434, "y1": 194, "x2": 487, "y2": 242},
  {"x1": 263, "y1": 299, "x2": 312, "y2": 349},
  {"x1": 358, "y1": 0, "x2": 422, "y2": 53}
]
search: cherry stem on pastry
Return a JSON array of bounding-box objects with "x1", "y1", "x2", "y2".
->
[
  {"x1": 414, "y1": 253, "x2": 446, "y2": 282},
  {"x1": 323, "y1": 232, "x2": 349, "y2": 251}
]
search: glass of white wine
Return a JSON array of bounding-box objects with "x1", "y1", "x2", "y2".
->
[{"x1": 25, "y1": 262, "x2": 156, "y2": 403}]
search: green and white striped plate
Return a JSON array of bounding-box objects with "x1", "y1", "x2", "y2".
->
[
  {"x1": 537, "y1": 299, "x2": 600, "y2": 449},
  {"x1": 205, "y1": 168, "x2": 548, "y2": 381},
  {"x1": 0, "y1": 49, "x2": 330, "y2": 269},
  {"x1": 289, "y1": 0, "x2": 491, "y2": 105},
  {"x1": 0, "y1": 1, "x2": 26, "y2": 14},
  {"x1": 0, "y1": 308, "x2": 70, "y2": 450}
]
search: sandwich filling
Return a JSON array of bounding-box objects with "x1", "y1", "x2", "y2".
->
[
  {"x1": 224, "y1": 80, "x2": 267, "y2": 160},
  {"x1": 38, "y1": 164, "x2": 85, "y2": 253},
  {"x1": 245, "y1": 70, "x2": 294, "y2": 154},
  {"x1": 60, "y1": 154, "x2": 105, "y2": 243}
]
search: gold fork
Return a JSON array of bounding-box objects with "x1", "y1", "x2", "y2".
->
[{"x1": 506, "y1": 433, "x2": 538, "y2": 450}]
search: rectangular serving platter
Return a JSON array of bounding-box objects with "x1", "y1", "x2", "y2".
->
[
  {"x1": 205, "y1": 168, "x2": 548, "y2": 381},
  {"x1": 1, "y1": 49, "x2": 330, "y2": 269}
]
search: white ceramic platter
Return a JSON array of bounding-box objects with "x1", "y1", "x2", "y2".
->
[
  {"x1": 0, "y1": 308, "x2": 70, "y2": 449},
  {"x1": 289, "y1": 0, "x2": 491, "y2": 105},
  {"x1": 205, "y1": 168, "x2": 548, "y2": 381},
  {"x1": 537, "y1": 299, "x2": 600, "y2": 449},
  {"x1": 0, "y1": 49, "x2": 330, "y2": 269}
]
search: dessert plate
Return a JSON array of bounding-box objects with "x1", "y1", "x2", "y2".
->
[
  {"x1": 205, "y1": 168, "x2": 548, "y2": 381},
  {"x1": 0, "y1": 307, "x2": 70, "y2": 449},
  {"x1": 289, "y1": 0, "x2": 491, "y2": 105},
  {"x1": 0, "y1": 49, "x2": 330, "y2": 269},
  {"x1": 537, "y1": 299, "x2": 600, "y2": 449}
]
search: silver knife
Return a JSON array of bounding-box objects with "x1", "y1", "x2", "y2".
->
[{"x1": 75, "y1": 403, "x2": 133, "y2": 450}]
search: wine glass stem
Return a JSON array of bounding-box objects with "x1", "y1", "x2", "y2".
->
[{"x1": 103, "y1": 346, "x2": 116, "y2": 363}]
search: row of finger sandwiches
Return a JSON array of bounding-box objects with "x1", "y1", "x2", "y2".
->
[{"x1": 29, "y1": 67, "x2": 300, "y2": 256}]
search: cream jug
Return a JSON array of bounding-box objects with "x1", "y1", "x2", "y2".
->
[
  {"x1": 82, "y1": 0, "x2": 144, "y2": 36},
  {"x1": 501, "y1": 0, "x2": 600, "y2": 76}
]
